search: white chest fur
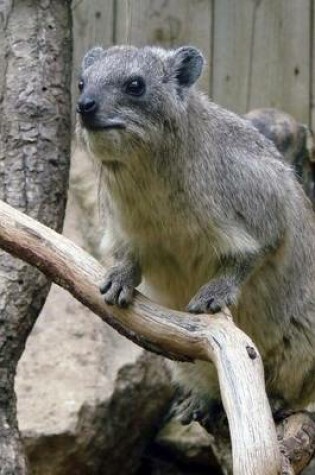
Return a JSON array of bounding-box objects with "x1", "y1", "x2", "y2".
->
[{"x1": 101, "y1": 162, "x2": 258, "y2": 310}]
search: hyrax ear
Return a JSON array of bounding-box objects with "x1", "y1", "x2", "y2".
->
[
  {"x1": 170, "y1": 46, "x2": 204, "y2": 87},
  {"x1": 82, "y1": 46, "x2": 104, "y2": 70}
]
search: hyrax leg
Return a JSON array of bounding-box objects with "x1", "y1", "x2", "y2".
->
[
  {"x1": 100, "y1": 256, "x2": 141, "y2": 308},
  {"x1": 187, "y1": 252, "x2": 258, "y2": 314}
]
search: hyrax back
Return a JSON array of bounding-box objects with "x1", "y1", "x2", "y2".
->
[{"x1": 77, "y1": 45, "x2": 315, "y2": 419}]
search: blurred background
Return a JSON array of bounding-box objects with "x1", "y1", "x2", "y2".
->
[{"x1": 15, "y1": 1, "x2": 315, "y2": 474}]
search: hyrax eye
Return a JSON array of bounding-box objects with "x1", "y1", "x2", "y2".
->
[
  {"x1": 78, "y1": 79, "x2": 84, "y2": 92},
  {"x1": 124, "y1": 77, "x2": 146, "y2": 97}
]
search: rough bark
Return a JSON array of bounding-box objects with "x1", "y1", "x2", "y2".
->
[
  {"x1": 0, "y1": 1, "x2": 72, "y2": 473},
  {"x1": 277, "y1": 412, "x2": 315, "y2": 475}
]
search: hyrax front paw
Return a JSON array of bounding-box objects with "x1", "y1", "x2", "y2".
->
[
  {"x1": 187, "y1": 278, "x2": 238, "y2": 314},
  {"x1": 100, "y1": 261, "x2": 141, "y2": 308}
]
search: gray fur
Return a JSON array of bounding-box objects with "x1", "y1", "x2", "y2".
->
[
  {"x1": 77, "y1": 45, "x2": 315, "y2": 414},
  {"x1": 82, "y1": 46, "x2": 105, "y2": 70}
]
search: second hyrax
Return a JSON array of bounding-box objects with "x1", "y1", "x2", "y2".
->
[{"x1": 77, "y1": 45, "x2": 315, "y2": 424}]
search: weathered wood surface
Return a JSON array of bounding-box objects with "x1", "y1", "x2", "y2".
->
[
  {"x1": 211, "y1": 0, "x2": 254, "y2": 113},
  {"x1": 71, "y1": 0, "x2": 115, "y2": 101},
  {"x1": 72, "y1": 0, "x2": 314, "y2": 125},
  {"x1": 277, "y1": 412, "x2": 315, "y2": 475},
  {"x1": 248, "y1": 0, "x2": 310, "y2": 122},
  {"x1": 0, "y1": 1, "x2": 72, "y2": 473},
  {"x1": 0, "y1": 199, "x2": 283, "y2": 475},
  {"x1": 212, "y1": 0, "x2": 310, "y2": 121}
]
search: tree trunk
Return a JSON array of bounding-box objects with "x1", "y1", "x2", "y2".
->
[{"x1": 0, "y1": 1, "x2": 72, "y2": 473}]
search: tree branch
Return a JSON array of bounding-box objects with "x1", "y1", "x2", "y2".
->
[{"x1": 0, "y1": 199, "x2": 314, "y2": 474}]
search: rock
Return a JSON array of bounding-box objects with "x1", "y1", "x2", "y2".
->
[
  {"x1": 15, "y1": 148, "x2": 174, "y2": 474},
  {"x1": 18, "y1": 311, "x2": 173, "y2": 475}
]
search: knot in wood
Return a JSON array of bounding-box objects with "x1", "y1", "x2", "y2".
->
[{"x1": 246, "y1": 345, "x2": 257, "y2": 360}]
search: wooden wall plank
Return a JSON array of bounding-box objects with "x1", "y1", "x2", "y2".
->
[
  {"x1": 212, "y1": 0, "x2": 311, "y2": 123},
  {"x1": 212, "y1": 0, "x2": 255, "y2": 113},
  {"x1": 72, "y1": 0, "x2": 115, "y2": 100},
  {"x1": 114, "y1": 0, "x2": 213, "y2": 94},
  {"x1": 248, "y1": 0, "x2": 310, "y2": 123}
]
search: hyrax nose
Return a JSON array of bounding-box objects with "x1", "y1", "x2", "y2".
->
[{"x1": 76, "y1": 96, "x2": 97, "y2": 116}]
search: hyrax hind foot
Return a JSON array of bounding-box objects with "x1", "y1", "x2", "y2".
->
[
  {"x1": 187, "y1": 277, "x2": 238, "y2": 314},
  {"x1": 100, "y1": 260, "x2": 141, "y2": 308},
  {"x1": 172, "y1": 393, "x2": 226, "y2": 433}
]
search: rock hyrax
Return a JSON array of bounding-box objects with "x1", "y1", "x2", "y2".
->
[{"x1": 77, "y1": 45, "x2": 315, "y2": 425}]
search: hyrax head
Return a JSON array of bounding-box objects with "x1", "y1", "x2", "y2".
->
[{"x1": 76, "y1": 45, "x2": 203, "y2": 161}]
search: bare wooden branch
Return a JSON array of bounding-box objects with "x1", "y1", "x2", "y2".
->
[
  {"x1": 2, "y1": 195, "x2": 315, "y2": 472},
  {"x1": 0, "y1": 198, "x2": 282, "y2": 474}
]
